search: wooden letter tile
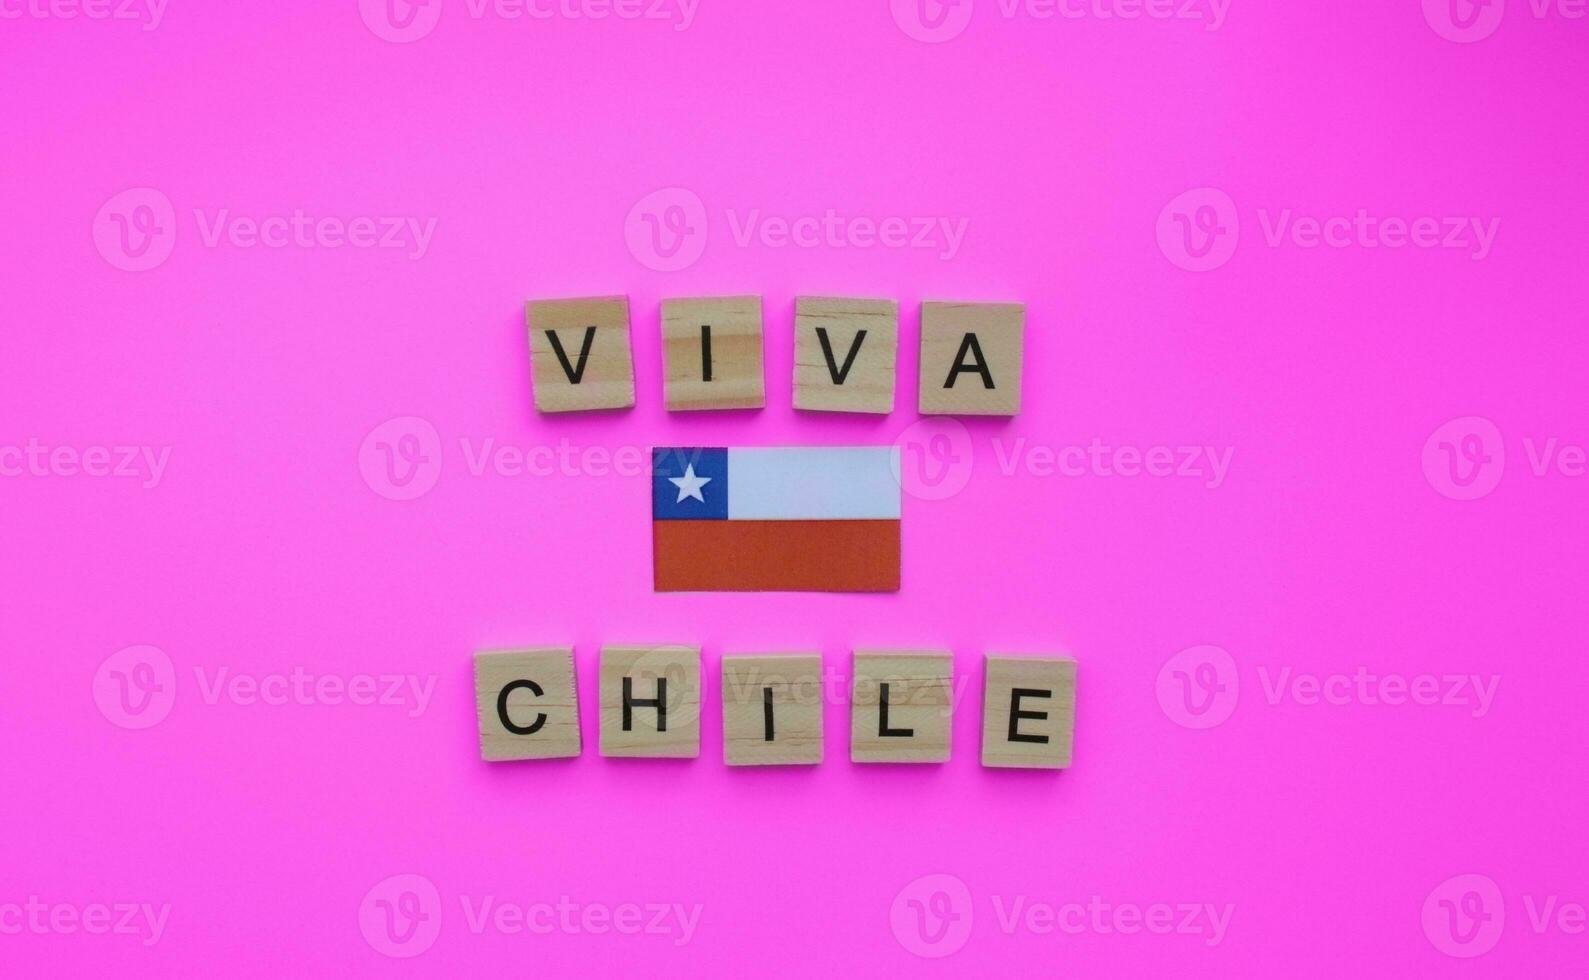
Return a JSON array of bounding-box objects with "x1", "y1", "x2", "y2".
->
[
  {"x1": 793, "y1": 297, "x2": 898, "y2": 414},
  {"x1": 980, "y1": 654, "x2": 1075, "y2": 769},
  {"x1": 474, "y1": 648, "x2": 581, "y2": 761},
  {"x1": 850, "y1": 650, "x2": 953, "y2": 763},
  {"x1": 599, "y1": 645, "x2": 701, "y2": 758},
  {"x1": 918, "y1": 301, "x2": 1024, "y2": 416},
  {"x1": 721, "y1": 654, "x2": 823, "y2": 766},
  {"x1": 526, "y1": 296, "x2": 635, "y2": 413},
  {"x1": 662, "y1": 296, "x2": 765, "y2": 411}
]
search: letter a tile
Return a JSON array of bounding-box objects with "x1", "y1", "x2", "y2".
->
[{"x1": 918, "y1": 301, "x2": 1024, "y2": 416}]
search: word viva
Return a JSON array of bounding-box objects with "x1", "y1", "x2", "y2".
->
[
  {"x1": 526, "y1": 295, "x2": 1026, "y2": 416},
  {"x1": 474, "y1": 647, "x2": 1077, "y2": 769}
]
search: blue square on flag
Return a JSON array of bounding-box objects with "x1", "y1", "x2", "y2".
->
[{"x1": 652, "y1": 447, "x2": 728, "y2": 520}]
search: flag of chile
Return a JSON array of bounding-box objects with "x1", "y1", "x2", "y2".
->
[{"x1": 652, "y1": 447, "x2": 902, "y2": 592}]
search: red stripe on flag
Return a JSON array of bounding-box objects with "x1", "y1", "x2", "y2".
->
[{"x1": 653, "y1": 520, "x2": 900, "y2": 592}]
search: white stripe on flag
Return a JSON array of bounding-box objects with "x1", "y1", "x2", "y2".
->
[{"x1": 726, "y1": 447, "x2": 901, "y2": 520}]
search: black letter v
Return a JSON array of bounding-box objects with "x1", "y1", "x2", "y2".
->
[
  {"x1": 816, "y1": 327, "x2": 867, "y2": 384},
  {"x1": 545, "y1": 326, "x2": 597, "y2": 383}
]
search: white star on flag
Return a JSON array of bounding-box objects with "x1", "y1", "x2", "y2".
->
[{"x1": 669, "y1": 464, "x2": 712, "y2": 504}]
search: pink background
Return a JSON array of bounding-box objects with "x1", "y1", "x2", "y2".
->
[{"x1": 3, "y1": 1, "x2": 1587, "y2": 975}]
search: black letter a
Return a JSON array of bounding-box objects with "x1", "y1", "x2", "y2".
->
[{"x1": 943, "y1": 333, "x2": 995, "y2": 389}]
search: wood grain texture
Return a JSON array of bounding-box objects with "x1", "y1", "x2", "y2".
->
[
  {"x1": 918, "y1": 301, "x2": 1024, "y2": 416},
  {"x1": 980, "y1": 654, "x2": 1075, "y2": 769},
  {"x1": 598, "y1": 644, "x2": 701, "y2": 758},
  {"x1": 850, "y1": 650, "x2": 953, "y2": 763},
  {"x1": 474, "y1": 648, "x2": 581, "y2": 761},
  {"x1": 662, "y1": 296, "x2": 765, "y2": 411},
  {"x1": 793, "y1": 296, "x2": 898, "y2": 414},
  {"x1": 721, "y1": 654, "x2": 824, "y2": 765},
  {"x1": 526, "y1": 295, "x2": 635, "y2": 413}
]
